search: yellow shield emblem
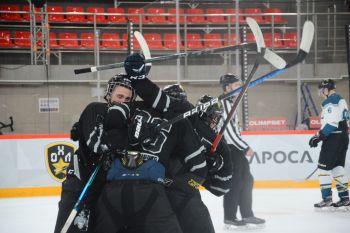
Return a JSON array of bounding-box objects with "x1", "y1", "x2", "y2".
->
[{"x1": 45, "y1": 142, "x2": 76, "y2": 182}]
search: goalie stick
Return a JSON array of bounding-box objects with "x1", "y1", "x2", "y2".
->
[{"x1": 156, "y1": 20, "x2": 314, "y2": 131}]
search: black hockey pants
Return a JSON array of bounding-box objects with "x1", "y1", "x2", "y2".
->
[{"x1": 223, "y1": 145, "x2": 254, "y2": 220}]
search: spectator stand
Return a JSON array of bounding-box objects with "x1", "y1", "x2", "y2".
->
[{"x1": 0, "y1": 2, "x2": 296, "y2": 66}]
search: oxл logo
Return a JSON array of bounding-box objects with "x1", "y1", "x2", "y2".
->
[{"x1": 45, "y1": 141, "x2": 76, "y2": 182}]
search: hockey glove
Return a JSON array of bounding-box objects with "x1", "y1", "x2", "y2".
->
[
  {"x1": 70, "y1": 121, "x2": 80, "y2": 141},
  {"x1": 124, "y1": 53, "x2": 146, "y2": 80},
  {"x1": 309, "y1": 132, "x2": 326, "y2": 148},
  {"x1": 128, "y1": 116, "x2": 160, "y2": 146},
  {"x1": 105, "y1": 103, "x2": 130, "y2": 129},
  {"x1": 206, "y1": 151, "x2": 224, "y2": 175}
]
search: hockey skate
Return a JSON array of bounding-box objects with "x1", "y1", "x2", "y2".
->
[
  {"x1": 242, "y1": 216, "x2": 266, "y2": 229},
  {"x1": 314, "y1": 198, "x2": 335, "y2": 212},
  {"x1": 224, "y1": 219, "x2": 248, "y2": 231},
  {"x1": 332, "y1": 198, "x2": 350, "y2": 212}
]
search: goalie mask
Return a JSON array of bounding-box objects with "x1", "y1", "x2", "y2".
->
[
  {"x1": 197, "y1": 95, "x2": 223, "y2": 128},
  {"x1": 163, "y1": 84, "x2": 187, "y2": 101},
  {"x1": 104, "y1": 74, "x2": 136, "y2": 106},
  {"x1": 219, "y1": 73, "x2": 240, "y2": 91}
]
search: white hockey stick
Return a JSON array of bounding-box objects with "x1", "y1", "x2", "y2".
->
[
  {"x1": 210, "y1": 17, "x2": 283, "y2": 153},
  {"x1": 134, "y1": 31, "x2": 152, "y2": 74},
  {"x1": 156, "y1": 20, "x2": 314, "y2": 130},
  {"x1": 74, "y1": 43, "x2": 256, "y2": 74}
]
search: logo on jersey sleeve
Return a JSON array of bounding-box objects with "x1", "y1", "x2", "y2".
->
[{"x1": 45, "y1": 142, "x2": 76, "y2": 182}]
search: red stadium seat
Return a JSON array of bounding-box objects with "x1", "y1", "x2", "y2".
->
[
  {"x1": 143, "y1": 33, "x2": 163, "y2": 49},
  {"x1": 87, "y1": 7, "x2": 106, "y2": 23},
  {"x1": 226, "y1": 8, "x2": 244, "y2": 24},
  {"x1": 101, "y1": 33, "x2": 122, "y2": 49},
  {"x1": 206, "y1": 8, "x2": 225, "y2": 24},
  {"x1": 59, "y1": 32, "x2": 79, "y2": 48},
  {"x1": 66, "y1": 6, "x2": 85, "y2": 23},
  {"x1": 80, "y1": 33, "x2": 95, "y2": 48},
  {"x1": 284, "y1": 32, "x2": 297, "y2": 48},
  {"x1": 264, "y1": 8, "x2": 287, "y2": 24},
  {"x1": 48, "y1": 32, "x2": 59, "y2": 48},
  {"x1": 167, "y1": 8, "x2": 185, "y2": 24},
  {"x1": 203, "y1": 33, "x2": 222, "y2": 48},
  {"x1": 264, "y1": 32, "x2": 283, "y2": 48},
  {"x1": 186, "y1": 33, "x2": 203, "y2": 49},
  {"x1": 146, "y1": 8, "x2": 167, "y2": 24},
  {"x1": 0, "y1": 31, "x2": 13, "y2": 47},
  {"x1": 223, "y1": 33, "x2": 240, "y2": 46},
  {"x1": 246, "y1": 32, "x2": 255, "y2": 43},
  {"x1": 244, "y1": 8, "x2": 265, "y2": 23},
  {"x1": 36, "y1": 32, "x2": 59, "y2": 48},
  {"x1": 107, "y1": 8, "x2": 126, "y2": 23},
  {"x1": 163, "y1": 33, "x2": 184, "y2": 49},
  {"x1": 0, "y1": 5, "x2": 22, "y2": 21},
  {"x1": 47, "y1": 6, "x2": 65, "y2": 22},
  {"x1": 187, "y1": 8, "x2": 206, "y2": 24},
  {"x1": 122, "y1": 33, "x2": 140, "y2": 49},
  {"x1": 14, "y1": 31, "x2": 31, "y2": 47},
  {"x1": 23, "y1": 5, "x2": 42, "y2": 21},
  {"x1": 127, "y1": 8, "x2": 146, "y2": 24}
]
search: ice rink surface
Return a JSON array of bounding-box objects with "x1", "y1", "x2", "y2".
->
[{"x1": 0, "y1": 188, "x2": 349, "y2": 233}]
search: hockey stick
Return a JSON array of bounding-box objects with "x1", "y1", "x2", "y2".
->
[
  {"x1": 134, "y1": 31, "x2": 152, "y2": 74},
  {"x1": 294, "y1": 167, "x2": 318, "y2": 182},
  {"x1": 156, "y1": 20, "x2": 314, "y2": 131},
  {"x1": 210, "y1": 17, "x2": 268, "y2": 153},
  {"x1": 74, "y1": 43, "x2": 256, "y2": 74},
  {"x1": 60, "y1": 152, "x2": 107, "y2": 233}
]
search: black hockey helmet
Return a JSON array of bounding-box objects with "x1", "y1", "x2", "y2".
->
[
  {"x1": 219, "y1": 73, "x2": 240, "y2": 91},
  {"x1": 318, "y1": 79, "x2": 336, "y2": 90},
  {"x1": 163, "y1": 84, "x2": 187, "y2": 101},
  {"x1": 104, "y1": 74, "x2": 136, "y2": 105},
  {"x1": 197, "y1": 95, "x2": 223, "y2": 127}
]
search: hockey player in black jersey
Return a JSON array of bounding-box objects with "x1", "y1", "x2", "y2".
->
[
  {"x1": 309, "y1": 79, "x2": 350, "y2": 210},
  {"x1": 162, "y1": 86, "x2": 233, "y2": 233},
  {"x1": 54, "y1": 75, "x2": 136, "y2": 233},
  {"x1": 93, "y1": 53, "x2": 208, "y2": 233},
  {"x1": 219, "y1": 74, "x2": 265, "y2": 229}
]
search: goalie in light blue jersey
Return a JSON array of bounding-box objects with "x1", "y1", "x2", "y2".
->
[{"x1": 309, "y1": 79, "x2": 350, "y2": 210}]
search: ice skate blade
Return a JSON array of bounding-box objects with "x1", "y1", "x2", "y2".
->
[
  {"x1": 314, "y1": 206, "x2": 335, "y2": 212},
  {"x1": 224, "y1": 224, "x2": 248, "y2": 231},
  {"x1": 224, "y1": 223, "x2": 265, "y2": 231}
]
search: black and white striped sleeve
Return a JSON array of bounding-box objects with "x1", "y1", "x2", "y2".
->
[
  {"x1": 130, "y1": 77, "x2": 171, "y2": 112},
  {"x1": 221, "y1": 99, "x2": 249, "y2": 151},
  {"x1": 203, "y1": 140, "x2": 233, "y2": 196}
]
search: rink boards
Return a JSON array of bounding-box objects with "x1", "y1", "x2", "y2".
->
[{"x1": 0, "y1": 131, "x2": 349, "y2": 197}]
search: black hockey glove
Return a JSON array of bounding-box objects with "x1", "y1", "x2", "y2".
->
[
  {"x1": 70, "y1": 121, "x2": 80, "y2": 141},
  {"x1": 206, "y1": 151, "x2": 224, "y2": 175},
  {"x1": 124, "y1": 53, "x2": 146, "y2": 80},
  {"x1": 309, "y1": 132, "x2": 326, "y2": 148},
  {"x1": 105, "y1": 103, "x2": 130, "y2": 129},
  {"x1": 128, "y1": 116, "x2": 160, "y2": 146}
]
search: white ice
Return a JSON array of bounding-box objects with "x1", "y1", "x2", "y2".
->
[{"x1": 0, "y1": 188, "x2": 349, "y2": 233}]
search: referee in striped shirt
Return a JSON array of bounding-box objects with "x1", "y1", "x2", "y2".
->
[{"x1": 220, "y1": 74, "x2": 265, "y2": 229}]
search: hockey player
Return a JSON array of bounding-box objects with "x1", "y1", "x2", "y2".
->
[
  {"x1": 309, "y1": 79, "x2": 350, "y2": 210},
  {"x1": 54, "y1": 74, "x2": 136, "y2": 233},
  {"x1": 93, "y1": 53, "x2": 208, "y2": 233},
  {"x1": 219, "y1": 74, "x2": 265, "y2": 229},
  {"x1": 163, "y1": 85, "x2": 233, "y2": 233}
]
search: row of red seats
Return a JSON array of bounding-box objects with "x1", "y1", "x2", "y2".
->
[
  {"x1": 0, "y1": 31, "x2": 298, "y2": 49},
  {"x1": 0, "y1": 5, "x2": 287, "y2": 24}
]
